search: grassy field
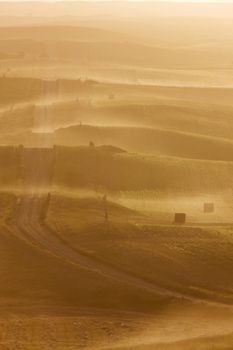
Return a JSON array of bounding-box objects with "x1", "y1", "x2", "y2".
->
[
  {"x1": 46, "y1": 193, "x2": 233, "y2": 304},
  {"x1": 54, "y1": 125, "x2": 233, "y2": 160},
  {"x1": 53, "y1": 146, "x2": 233, "y2": 193},
  {"x1": 0, "y1": 145, "x2": 232, "y2": 195},
  {"x1": 1, "y1": 9, "x2": 233, "y2": 350}
]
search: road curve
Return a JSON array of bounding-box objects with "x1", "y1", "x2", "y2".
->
[
  {"x1": 7, "y1": 194, "x2": 187, "y2": 300},
  {"x1": 6, "y1": 147, "x2": 229, "y2": 304}
]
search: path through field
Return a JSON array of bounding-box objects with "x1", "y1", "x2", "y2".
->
[{"x1": 7, "y1": 146, "x2": 187, "y2": 300}]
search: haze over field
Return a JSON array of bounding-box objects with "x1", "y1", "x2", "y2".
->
[{"x1": 0, "y1": 1, "x2": 233, "y2": 350}]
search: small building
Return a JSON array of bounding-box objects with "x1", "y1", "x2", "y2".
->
[
  {"x1": 203, "y1": 202, "x2": 214, "y2": 213},
  {"x1": 174, "y1": 213, "x2": 186, "y2": 224}
]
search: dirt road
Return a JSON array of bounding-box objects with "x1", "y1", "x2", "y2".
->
[
  {"x1": 11, "y1": 194, "x2": 183, "y2": 299},
  {"x1": 6, "y1": 146, "x2": 230, "y2": 304}
]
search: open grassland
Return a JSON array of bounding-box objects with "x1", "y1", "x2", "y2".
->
[
  {"x1": 54, "y1": 125, "x2": 233, "y2": 160},
  {"x1": 0, "y1": 304, "x2": 233, "y2": 350},
  {"x1": 46, "y1": 193, "x2": 233, "y2": 304},
  {"x1": 1, "y1": 189, "x2": 233, "y2": 349},
  {"x1": 53, "y1": 146, "x2": 233, "y2": 193},
  {"x1": 1, "y1": 12, "x2": 233, "y2": 350},
  {"x1": 0, "y1": 145, "x2": 233, "y2": 195},
  {"x1": 0, "y1": 213, "x2": 166, "y2": 313},
  {"x1": 0, "y1": 76, "x2": 233, "y2": 158}
]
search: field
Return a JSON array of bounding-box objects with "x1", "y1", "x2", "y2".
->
[{"x1": 0, "y1": 2, "x2": 233, "y2": 349}]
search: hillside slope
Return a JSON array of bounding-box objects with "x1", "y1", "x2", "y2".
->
[
  {"x1": 55, "y1": 125, "x2": 233, "y2": 161},
  {"x1": 47, "y1": 194, "x2": 233, "y2": 304},
  {"x1": 0, "y1": 146, "x2": 232, "y2": 194}
]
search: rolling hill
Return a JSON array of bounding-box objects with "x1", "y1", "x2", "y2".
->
[
  {"x1": 47, "y1": 193, "x2": 233, "y2": 304},
  {"x1": 54, "y1": 125, "x2": 233, "y2": 161},
  {"x1": 1, "y1": 7, "x2": 233, "y2": 349},
  {"x1": 0, "y1": 145, "x2": 232, "y2": 194}
]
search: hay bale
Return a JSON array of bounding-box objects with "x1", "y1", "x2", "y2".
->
[{"x1": 174, "y1": 213, "x2": 186, "y2": 224}]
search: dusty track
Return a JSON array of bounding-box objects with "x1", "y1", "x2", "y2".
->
[
  {"x1": 5, "y1": 146, "x2": 187, "y2": 300},
  {"x1": 9, "y1": 194, "x2": 182, "y2": 299},
  {"x1": 5, "y1": 147, "x2": 231, "y2": 304}
]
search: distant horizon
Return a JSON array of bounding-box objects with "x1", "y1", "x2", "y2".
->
[
  {"x1": 1, "y1": 0, "x2": 233, "y2": 3},
  {"x1": 1, "y1": 0, "x2": 233, "y2": 19}
]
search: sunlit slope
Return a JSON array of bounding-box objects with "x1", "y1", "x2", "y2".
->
[
  {"x1": 3, "y1": 100, "x2": 233, "y2": 140},
  {"x1": 4, "y1": 121, "x2": 233, "y2": 159},
  {"x1": 47, "y1": 194, "x2": 233, "y2": 304},
  {"x1": 1, "y1": 77, "x2": 233, "y2": 141},
  {"x1": 54, "y1": 125, "x2": 233, "y2": 161},
  {"x1": 1, "y1": 100, "x2": 233, "y2": 152},
  {"x1": 75, "y1": 103, "x2": 233, "y2": 140}
]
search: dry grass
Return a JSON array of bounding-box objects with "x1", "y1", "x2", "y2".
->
[
  {"x1": 0, "y1": 12, "x2": 233, "y2": 350},
  {"x1": 53, "y1": 146, "x2": 233, "y2": 193},
  {"x1": 46, "y1": 193, "x2": 233, "y2": 304}
]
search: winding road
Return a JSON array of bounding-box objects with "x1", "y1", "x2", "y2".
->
[
  {"x1": 3, "y1": 146, "x2": 189, "y2": 300},
  {"x1": 7, "y1": 143, "x2": 232, "y2": 305},
  {"x1": 9, "y1": 193, "x2": 183, "y2": 299},
  {"x1": 5, "y1": 146, "x2": 231, "y2": 304}
]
